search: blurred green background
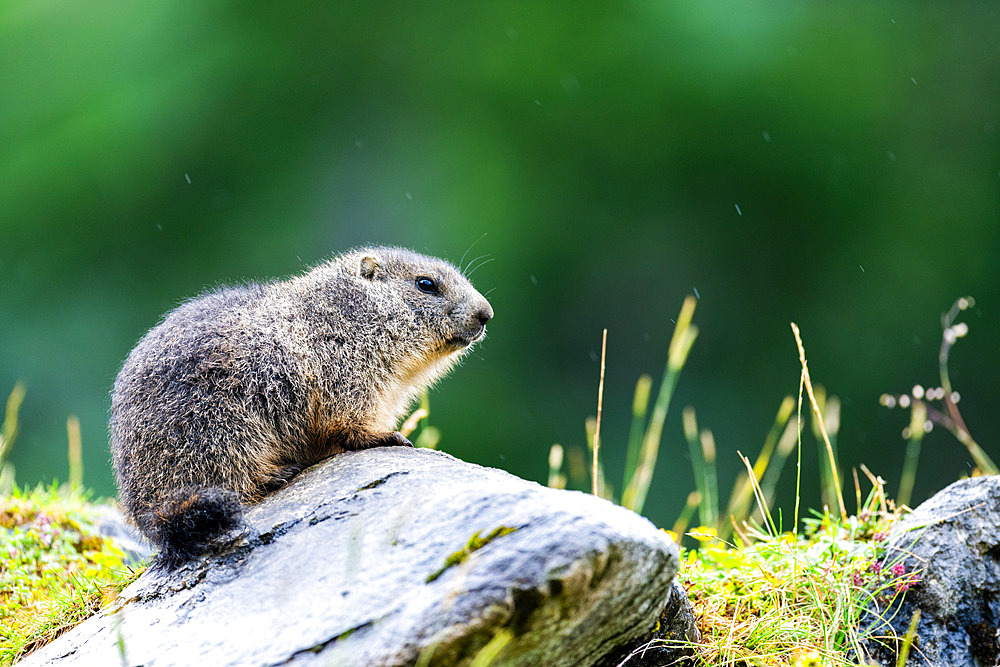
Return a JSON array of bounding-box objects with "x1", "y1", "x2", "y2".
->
[{"x1": 2, "y1": 2, "x2": 998, "y2": 529}]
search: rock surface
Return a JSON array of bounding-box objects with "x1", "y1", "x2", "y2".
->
[
  {"x1": 19, "y1": 447, "x2": 689, "y2": 667},
  {"x1": 599, "y1": 580, "x2": 700, "y2": 666},
  {"x1": 859, "y1": 475, "x2": 1000, "y2": 667}
]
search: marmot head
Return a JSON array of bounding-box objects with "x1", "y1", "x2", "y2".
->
[{"x1": 348, "y1": 246, "x2": 494, "y2": 356}]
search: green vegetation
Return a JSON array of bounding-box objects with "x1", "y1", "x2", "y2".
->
[
  {"x1": 550, "y1": 295, "x2": 987, "y2": 666},
  {"x1": 0, "y1": 484, "x2": 141, "y2": 666},
  {"x1": 426, "y1": 526, "x2": 519, "y2": 583},
  {"x1": 399, "y1": 390, "x2": 442, "y2": 450},
  {"x1": 0, "y1": 389, "x2": 143, "y2": 667},
  {"x1": 677, "y1": 486, "x2": 917, "y2": 665}
]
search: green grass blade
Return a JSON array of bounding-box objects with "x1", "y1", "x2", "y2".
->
[
  {"x1": 897, "y1": 400, "x2": 926, "y2": 508},
  {"x1": 723, "y1": 395, "x2": 795, "y2": 538},
  {"x1": 700, "y1": 428, "x2": 718, "y2": 529},
  {"x1": 754, "y1": 416, "x2": 800, "y2": 525},
  {"x1": 622, "y1": 374, "x2": 652, "y2": 493},
  {"x1": 0, "y1": 382, "x2": 27, "y2": 467},
  {"x1": 682, "y1": 407, "x2": 707, "y2": 526},
  {"x1": 622, "y1": 296, "x2": 698, "y2": 513}
]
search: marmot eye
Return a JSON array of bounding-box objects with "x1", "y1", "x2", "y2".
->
[{"x1": 415, "y1": 276, "x2": 439, "y2": 295}]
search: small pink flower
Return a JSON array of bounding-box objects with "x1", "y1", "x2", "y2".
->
[{"x1": 888, "y1": 562, "x2": 918, "y2": 593}]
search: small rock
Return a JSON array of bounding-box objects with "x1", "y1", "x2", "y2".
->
[
  {"x1": 19, "y1": 447, "x2": 686, "y2": 666},
  {"x1": 858, "y1": 475, "x2": 1000, "y2": 666},
  {"x1": 88, "y1": 504, "x2": 154, "y2": 566}
]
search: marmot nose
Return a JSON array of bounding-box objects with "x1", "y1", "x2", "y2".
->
[{"x1": 476, "y1": 305, "x2": 494, "y2": 326}]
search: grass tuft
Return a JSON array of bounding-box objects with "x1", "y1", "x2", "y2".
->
[
  {"x1": 678, "y1": 479, "x2": 916, "y2": 666},
  {"x1": 0, "y1": 484, "x2": 143, "y2": 666}
]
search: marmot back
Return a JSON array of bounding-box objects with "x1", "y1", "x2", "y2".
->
[{"x1": 110, "y1": 246, "x2": 493, "y2": 567}]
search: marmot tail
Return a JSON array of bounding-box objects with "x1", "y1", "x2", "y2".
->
[{"x1": 143, "y1": 486, "x2": 244, "y2": 569}]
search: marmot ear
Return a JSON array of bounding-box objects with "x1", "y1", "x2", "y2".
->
[{"x1": 360, "y1": 255, "x2": 381, "y2": 280}]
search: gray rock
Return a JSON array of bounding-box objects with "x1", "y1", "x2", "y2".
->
[
  {"x1": 859, "y1": 475, "x2": 1000, "y2": 667},
  {"x1": 88, "y1": 504, "x2": 154, "y2": 566},
  {"x1": 18, "y1": 447, "x2": 686, "y2": 667},
  {"x1": 599, "y1": 580, "x2": 700, "y2": 666}
]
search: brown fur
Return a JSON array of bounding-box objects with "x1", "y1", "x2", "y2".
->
[{"x1": 110, "y1": 246, "x2": 493, "y2": 565}]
